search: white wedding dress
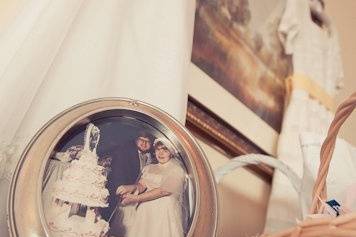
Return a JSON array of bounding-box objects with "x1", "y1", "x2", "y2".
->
[
  {"x1": 0, "y1": 1, "x2": 196, "y2": 236},
  {"x1": 127, "y1": 158, "x2": 186, "y2": 237}
]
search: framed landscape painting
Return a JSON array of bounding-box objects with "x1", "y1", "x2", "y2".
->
[{"x1": 192, "y1": 0, "x2": 290, "y2": 133}]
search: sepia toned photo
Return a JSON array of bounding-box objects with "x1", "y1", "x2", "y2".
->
[{"x1": 41, "y1": 115, "x2": 194, "y2": 237}]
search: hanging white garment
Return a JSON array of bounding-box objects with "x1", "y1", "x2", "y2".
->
[
  {"x1": 300, "y1": 132, "x2": 356, "y2": 215},
  {"x1": 264, "y1": 0, "x2": 344, "y2": 232},
  {"x1": 0, "y1": 1, "x2": 196, "y2": 236}
]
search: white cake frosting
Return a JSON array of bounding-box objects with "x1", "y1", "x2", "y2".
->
[
  {"x1": 53, "y1": 149, "x2": 109, "y2": 207},
  {"x1": 47, "y1": 123, "x2": 110, "y2": 237},
  {"x1": 48, "y1": 204, "x2": 109, "y2": 237}
]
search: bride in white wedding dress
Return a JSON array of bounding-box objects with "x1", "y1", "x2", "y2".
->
[
  {"x1": 117, "y1": 138, "x2": 188, "y2": 237},
  {"x1": 0, "y1": 1, "x2": 196, "y2": 236}
]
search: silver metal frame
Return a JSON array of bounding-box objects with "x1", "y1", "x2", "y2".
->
[{"x1": 8, "y1": 98, "x2": 218, "y2": 237}]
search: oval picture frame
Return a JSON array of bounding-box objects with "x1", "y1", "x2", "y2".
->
[{"x1": 8, "y1": 98, "x2": 218, "y2": 237}]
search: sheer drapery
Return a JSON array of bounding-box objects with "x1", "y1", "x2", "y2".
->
[{"x1": 0, "y1": 1, "x2": 196, "y2": 235}]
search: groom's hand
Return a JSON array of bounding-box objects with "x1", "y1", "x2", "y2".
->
[
  {"x1": 116, "y1": 185, "x2": 136, "y2": 196},
  {"x1": 121, "y1": 194, "x2": 139, "y2": 206}
]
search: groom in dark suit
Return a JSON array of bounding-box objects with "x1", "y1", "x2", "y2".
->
[{"x1": 104, "y1": 130, "x2": 155, "y2": 235}]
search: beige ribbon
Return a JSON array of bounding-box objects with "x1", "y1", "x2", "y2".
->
[{"x1": 285, "y1": 74, "x2": 336, "y2": 112}]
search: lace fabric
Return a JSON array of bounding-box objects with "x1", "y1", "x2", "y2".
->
[
  {"x1": 0, "y1": 140, "x2": 25, "y2": 182},
  {"x1": 125, "y1": 158, "x2": 188, "y2": 237},
  {"x1": 141, "y1": 159, "x2": 185, "y2": 197}
]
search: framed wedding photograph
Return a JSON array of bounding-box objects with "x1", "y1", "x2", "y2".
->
[{"x1": 8, "y1": 98, "x2": 217, "y2": 237}]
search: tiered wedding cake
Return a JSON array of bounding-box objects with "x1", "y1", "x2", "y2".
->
[{"x1": 47, "y1": 123, "x2": 110, "y2": 237}]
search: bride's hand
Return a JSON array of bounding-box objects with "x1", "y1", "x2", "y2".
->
[
  {"x1": 116, "y1": 185, "x2": 136, "y2": 196},
  {"x1": 121, "y1": 194, "x2": 139, "y2": 206}
]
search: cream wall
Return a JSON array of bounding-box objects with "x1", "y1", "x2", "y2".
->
[
  {"x1": 188, "y1": 64, "x2": 272, "y2": 236},
  {"x1": 197, "y1": 139, "x2": 271, "y2": 237},
  {"x1": 188, "y1": 64, "x2": 273, "y2": 235},
  {"x1": 326, "y1": 0, "x2": 356, "y2": 145}
]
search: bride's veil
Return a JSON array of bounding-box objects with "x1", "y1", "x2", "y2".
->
[
  {"x1": 172, "y1": 153, "x2": 194, "y2": 234},
  {"x1": 153, "y1": 136, "x2": 194, "y2": 234}
]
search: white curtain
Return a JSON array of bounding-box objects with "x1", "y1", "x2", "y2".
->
[{"x1": 0, "y1": 1, "x2": 196, "y2": 236}]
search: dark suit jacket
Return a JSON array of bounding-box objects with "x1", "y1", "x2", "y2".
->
[{"x1": 101, "y1": 140, "x2": 141, "y2": 220}]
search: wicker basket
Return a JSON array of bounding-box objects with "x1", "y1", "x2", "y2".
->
[{"x1": 215, "y1": 92, "x2": 356, "y2": 237}]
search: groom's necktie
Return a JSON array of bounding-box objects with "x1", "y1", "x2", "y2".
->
[{"x1": 139, "y1": 152, "x2": 149, "y2": 170}]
